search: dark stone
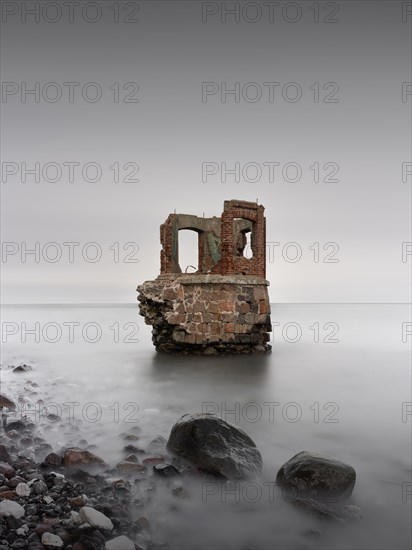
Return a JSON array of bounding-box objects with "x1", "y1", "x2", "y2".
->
[
  {"x1": 166, "y1": 413, "x2": 262, "y2": 480},
  {"x1": 153, "y1": 463, "x2": 180, "y2": 477},
  {"x1": 0, "y1": 462, "x2": 16, "y2": 479},
  {"x1": 62, "y1": 448, "x2": 107, "y2": 469},
  {"x1": 276, "y1": 451, "x2": 356, "y2": 502},
  {"x1": 12, "y1": 364, "x2": 32, "y2": 373},
  {"x1": 43, "y1": 453, "x2": 62, "y2": 467}
]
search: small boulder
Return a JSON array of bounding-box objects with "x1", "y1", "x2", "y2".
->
[
  {"x1": 79, "y1": 506, "x2": 114, "y2": 531},
  {"x1": 63, "y1": 448, "x2": 107, "y2": 468},
  {"x1": 153, "y1": 463, "x2": 180, "y2": 477},
  {"x1": 276, "y1": 451, "x2": 356, "y2": 502},
  {"x1": 43, "y1": 453, "x2": 62, "y2": 467},
  {"x1": 166, "y1": 413, "x2": 262, "y2": 480}
]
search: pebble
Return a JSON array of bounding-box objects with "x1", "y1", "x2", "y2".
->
[
  {"x1": 15, "y1": 482, "x2": 31, "y2": 496},
  {"x1": 41, "y1": 532, "x2": 64, "y2": 548},
  {"x1": 0, "y1": 500, "x2": 25, "y2": 518},
  {"x1": 79, "y1": 506, "x2": 114, "y2": 530},
  {"x1": 105, "y1": 535, "x2": 135, "y2": 550}
]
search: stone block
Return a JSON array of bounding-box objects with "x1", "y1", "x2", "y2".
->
[
  {"x1": 221, "y1": 312, "x2": 235, "y2": 322},
  {"x1": 193, "y1": 302, "x2": 206, "y2": 313},
  {"x1": 163, "y1": 288, "x2": 177, "y2": 301},
  {"x1": 245, "y1": 312, "x2": 255, "y2": 324},
  {"x1": 224, "y1": 323, "x2": 236, "y2": 333},
  {"x1": 211, "y1": 322, "x2": 221, "y2": 335},
  {"x1": 167, "y1": 313, "x2": 186, "y2": 325},
  {"x1": 172, "y1": 330, "x2": 186, "y2": 343},
  {"x1": 207, "y1": 302, "x2": 219, "y2": 314},
  {"x1": 239, "y1": 302, "x2": 250, "y2": 314}
]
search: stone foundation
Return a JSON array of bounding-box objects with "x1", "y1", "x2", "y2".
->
[{"x1": 137, "y1": 274, "x2": 272, "y2": 355}]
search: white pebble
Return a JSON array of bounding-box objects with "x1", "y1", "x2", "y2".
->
[
  {"x1": 41, "y1": 532, "x2": 64, "y2": 548},
  {"x1": 0, "y1": 500, "x2": 25, "y2": 519},
  {"x1": 79, "y1": 506, "x2": 114, "y2": 530},
  {"x1": 16, "y1": 482, "x2": 31, "y2": 497},
  {"x1": 105, "y1": 535, "x2": 136, "y2": 550}
]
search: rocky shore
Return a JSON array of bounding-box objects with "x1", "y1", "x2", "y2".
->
[{"x1": 1, "y1": 364, "x2": 362, "y2": 549}]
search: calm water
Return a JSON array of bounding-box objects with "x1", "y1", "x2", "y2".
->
[{"x1": 1, "y1": 304, "x2": 411, "y2": 550}]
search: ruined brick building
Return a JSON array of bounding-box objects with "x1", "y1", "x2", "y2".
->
[{"x1": 137, "y1": 200, "x2": 272, "y2": 354}]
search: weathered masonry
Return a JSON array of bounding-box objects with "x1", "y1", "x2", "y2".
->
[{"x1": 137, "y1": 200, "x2": 272, "y2": 354}]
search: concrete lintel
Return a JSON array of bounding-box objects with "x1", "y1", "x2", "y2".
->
[{"x1": 175, "y1": 274, "x2": 269, "y2": 286}]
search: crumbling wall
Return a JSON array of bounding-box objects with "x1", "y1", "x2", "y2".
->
[
  {"x1": 139, "y1": 199, "x2": 271, "y2": 354},
  {"x1": 137, "y1": 275, "x2": 271, "y2": 355}
]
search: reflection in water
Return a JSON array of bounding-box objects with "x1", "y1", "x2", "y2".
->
[{"x1": 1, "y1": 304, "x2": 411, "y2": 550}]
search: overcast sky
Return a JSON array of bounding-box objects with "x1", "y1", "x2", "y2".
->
[{"x1": 1, "y1": 0, "x2": 411, "y2": 303}]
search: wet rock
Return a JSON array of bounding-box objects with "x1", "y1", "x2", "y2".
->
[
  {"x1": 43, "y1": 454, "x2": 62, "y2": 467},
  {"x1": 0, "y1": 445, "x2": 11, "y2": 463},
  {"x1": 79, "y1": 506, "x2": 114, "y2": 531},
  {"x1": 20, "y1": 435, "x2": 34, "y2": 447},
  {"x1": 105, "y1": 535, "x2": 135, "y2": 550},
  {"x1": 153, "y1": 463, "x2": 180, "y2": 478},
  {"x1": 0, "y1": 462, "x2": 16, "y2": 479},
  {"x1": 166, "y1": 413, "x2": 262, "y2": 480},
  {"x1": 12, "y1": 364, "x2": 32, "y2": 373},
  {"x1": 123, "y1": 445, "x2": 143, "y2": 454},
  {"x1": 11, "y1": 540, "x2": 27, "y2": 549},
  {"x1": 41, "y1": 533, "x2": 63, "y2": 548},
  {"x1": 0, "y1": 394, "x2": 16, "y2": 410},
  {"x1": 63, "y1": 448, "x2": 107, "y2": 469},
  {"x1": 0, "y1": 500, "x2": 25, "y2": 518},
  {"x1": 123, "y1": 454, "x2": 139, "y2": 463},
  {"x1": 8, "y1": 476, "x2": 26, "y2": 488},
  {"x1": 0, "y1": 490, "x2": 17, "y2": 499},
  {"x1": 292, "y1": 498, "x2": 344, "y2": 521},
  {"x1": 31, "y1": 480, "x2": 48, "y2": 494},
  {"x1": 116, "y1": 462, "x2": 146, "y2": 475},
  {"x1": 135, "y1": 517, "x2": 150, "y2": 533},
  {"x1": 3, "y1": 418, "x2": 27, "y2": 432},
  {"x1": 16, "y1": 525, "x2": 29, "y2": 536},
  {"x1": 142, "y1": 456, "x2": 165, "y2": 466},
  {"x1": 148, "y1": 436, "x2": 167, "y2": 452},
  {"x1": 68, "y1": 496, "x2": 85, "y2": 508},
  {"x1": 120, "y1": 433, "x2": 139, "y2": 442},
  {"x1": 13, "y1": 457, "x2": 36, "y2": 472},
  {"x1": 276, "y1": 451, "x2": 356, "y2": 502}
]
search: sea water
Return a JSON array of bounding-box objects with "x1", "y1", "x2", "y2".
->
[{"x1": 0, "y1": 304, "x2": 411, "y2": 550}]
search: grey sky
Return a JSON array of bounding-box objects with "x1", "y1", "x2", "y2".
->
[{"x1": 1, "y1": 0, "x2": 411, "y2": 303}]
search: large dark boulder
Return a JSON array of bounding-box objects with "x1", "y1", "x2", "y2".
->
[
  {"x1": 276, "y1": 451, "x2": 356, "y2": 502},
  {"x1": 166, "y1": 413, "x2": 262, "y2": 480}
]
